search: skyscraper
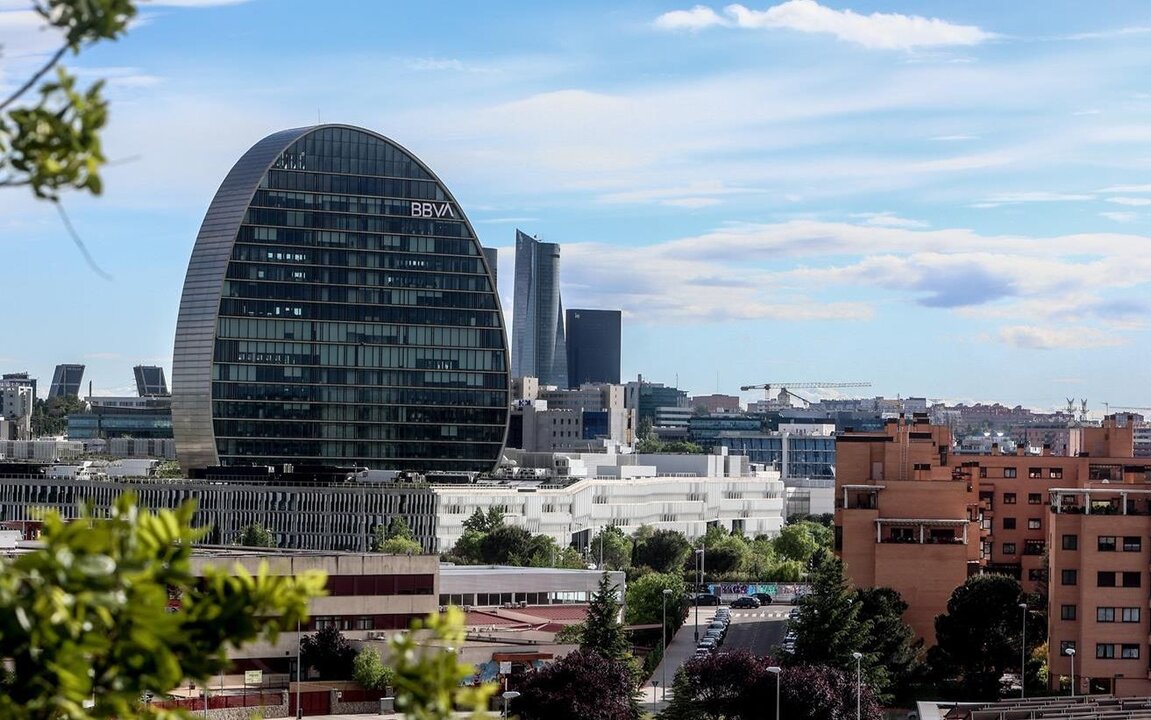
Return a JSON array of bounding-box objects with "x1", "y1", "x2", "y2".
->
[
  {"x1": 511, "y1": 230, "x2": 567, "y2": 387},
  {"x1": 133, "y1": 365, "x2": 169, "y2": 396},
  {"x1": 48, "y1": 364, "x2": 84, "y2": 398},
  {"x1": 565, "y1": 309, "x2": 621, "y2": 386},
  {"x1": 172, "y1": 124, "x2": 510, "y2": 474}
]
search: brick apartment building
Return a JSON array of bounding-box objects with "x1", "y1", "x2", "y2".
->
[{"x1": 835, "y1": 414, "x2": 1151, "y2": 696}]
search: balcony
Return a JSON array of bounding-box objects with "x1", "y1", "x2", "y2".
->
[{"x1": 874, "y1": 518, "x2": 969, "y2": 545}]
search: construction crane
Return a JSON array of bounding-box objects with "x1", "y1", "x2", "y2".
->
[
  {"x1": 739, "y1": 381, "x2": 872, "y2": 407},
  {"x1": 1103, "y1": 403, "x2": 1151, "y2": 415}
]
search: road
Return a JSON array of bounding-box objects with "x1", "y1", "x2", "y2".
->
[{"x1": 719, "y1": 605, "x2": 791, "y2": 657}]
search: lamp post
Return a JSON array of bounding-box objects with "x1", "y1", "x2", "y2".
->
[
  {"x1": 1066, "y1": 647, "x2": 1076, "y2": 697},
  {"x1": 502, "y1": 690, "x2": 521, "y2": 720},
  {"x1": 694, "y1": 545, "x2": 706, "y2": 642},
  {"x1": 1019, "y1": 602, "x2": 1028, "y2": 699},
  {"x1": 852, "y1": 651, "x2": 863, "y2": 720},
  {"x1": 662, "y1": 588, "x2": 672, "y2": 701},
  {"x1": 296, "y1": 618, "x2": 303, "y2": 719},
  {"x1": 767, "y1": 666, "x2": 782, "y2": 720}
]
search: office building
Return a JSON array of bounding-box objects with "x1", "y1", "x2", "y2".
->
[
  {"x1": 511, "y1": 230, "x2": 567, "y2": 387},
  {"x1": 1, "y1": 373, "x2": 36, "y2": 404},
  {"x1": 66, "y1": 395, "x2": 173, "y2": 440},
  {"x1": 48, "y1": 364, "x2": 84, "y2": 398},
  {"x1": 565, "y1": 309, "x2": 620, "y2": 386},
  {"x1": 0, "y1": 381, "x2": 32, "y2": 440},
  {"x1": 133, "y1": 365, "x2": 169, "y2": 396},
  {"x1": 624, "y1": 378, "x2": 688, "y2": 428},
  {"x1": 171, "y1": 124, "x2": 510, "y2": 474}
]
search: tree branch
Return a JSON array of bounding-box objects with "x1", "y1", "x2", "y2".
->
[
  {"x1": 0, "y1": 44, "x2": 68, "y2": 112},
  {"x1": 53, "y1": 200, "x2": 113, "y2": 280}
]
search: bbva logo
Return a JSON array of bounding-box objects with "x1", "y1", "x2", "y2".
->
[{"x1": 410, "y1": 201, "x2": 455, "y2": 218}]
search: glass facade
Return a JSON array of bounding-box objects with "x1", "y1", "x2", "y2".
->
[
  {"x1": 173, "y1": 125, "x2": 509, "y2": 473},
  {"x1": 511, "y1": 230, "x2": 567, "y2": 387}
]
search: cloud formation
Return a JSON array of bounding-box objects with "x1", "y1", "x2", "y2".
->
[{"x1": 654, "y1": 1, "x2": 994, "y2": 50}]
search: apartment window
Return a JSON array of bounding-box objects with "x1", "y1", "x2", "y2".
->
[
  {"x1": 1004, "y1": 493, "x2": 1017, "y2": 504},
  {"x1": 1003, "y1": 542, "x2": 1017, "y2": 555},
  {"x1": 1028, "y1": 467, "x2": 1042, "y2": 479},
  {"x1": 1028, "y1": 568, "x2": 1048, "y2": 581},
  {"x1": 1004, "y1": 468, "x2": 1017, "y2": 478},
  {"x1": 1123, "y1": 536, "x2": 1142, "y2": 552},
  {"x1": 1098, "y1": 607, "x2": 1116, "y2": 622},
  {"x1": 1028, "y1": 493, "x2": 1043, "y2": 504},
  {"x1": 1061, "y1": 604, "x2": 1077, "y2": 621},
  {"x1": 1028, "y1": 518, "x2": 1042, "y2": 530},
  {"x1": 1122, "y1": 607, "x2": 1141, "y2": 623},
  {"x1": 1061, "y1": 569, "x2": 1077, "y2": 585},
  {"x1": 1099, "y1": 536, "x2": 1117, "y2": 552},
  {"x1": 1122, "y1": 571, "x2": 1142, "y2": 588},
  {"x1": 979, "y1": 467, "x2": 988, "y2": 478},
  {"x1": 1049, "y1": 468, "x2": 1063, "y2": 479},
  {"x1": 1097, "y1": 643, "x2": 1116, "y2": 659},
  {"x1": 1003, "y1": 517, "x2": 1017, "y2": 530},
  {"x1": 1122, "y1": 644, "x2": 1140, "y2": 659},
  {"x1": 1063, "y1": 534, "x2": 1078, "y2": 550},
  {"x1": 1060, "y1": 640, "x2": 1076, "y2": 655},
  {"x1": 1098, "y1": 571, "x2": 1117, "y2": 587}
]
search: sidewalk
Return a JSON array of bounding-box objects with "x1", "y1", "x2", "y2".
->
[{"x1": 640, "y1": 605, "x2": 715, "y2": 713}]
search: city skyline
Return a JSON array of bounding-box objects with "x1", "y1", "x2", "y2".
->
[{"x1": 5, "y1": 1, "x2": 1151, "y2": 409}]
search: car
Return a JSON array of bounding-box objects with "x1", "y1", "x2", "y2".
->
[
  {"x1": 693, "y1": 647, "x2": 712, "y2": 657},
  {"x1": 694, "y1": 593, "x2": 721, "y2": 606},
  {"x1": 730, "y1": 596, "x2": 761, "y2": 609},
  {"x1": 715, "y1": 608, "x2": 730, "y2": 617},
  {"x1": 753, "y1": 593, "x2": 773, "y2": 605},
  {"x1": 698, "y1": 638, "x2": 717, "y2": 650},
  {"x1": 788, "y1": 608, "x2": 800, "y2": 619}
]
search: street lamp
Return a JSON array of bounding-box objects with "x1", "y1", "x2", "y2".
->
[
  {"x1": 296, "y1": 617, "x2": 303, "y2": 719},
  {"x1": 694, "y1": 545, "x2": 706, "y2": 642},
  {"x1": 767, "y1": 666, "x2": 782, "y2": 720},
  {"x1": 1066, "y1": 647, "x2": 1076, "y2": 697},
  {"x1": 502, "y1": 690, "x2": 521, "y2": 720},
  {"x1": 852, "y1": 651, "x2": 863, "y2": 720},
  {"x1": 662, "y1": 588, "x2": 673, "y2": 701},
  {"x1": 1019, "y1": 603, "x2": 1028, "y2": 699}
]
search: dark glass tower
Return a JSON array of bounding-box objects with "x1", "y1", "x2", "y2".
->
[
  {"x1": 133, "y1": 365, "x2": 169, "y2": 396},
  {"x1": 565, "y1": 309, "x2": 621, "y2": 385},
  {"x1": 172, "y1": 125, "x2": 510, "y2": 473},
  {"x1": 48, "y1": 364, "x2": 84, "y2": 398},
  {"x1": 511, "y1": 230, "x2": 567, "y2": 387}
]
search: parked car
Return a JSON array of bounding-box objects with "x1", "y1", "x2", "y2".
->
[
  {"x1": 694, "y1": 647, "x2": 712, "y2": 657},
  {"x1": 698, "y1": 638, "x2": 717, "y2": 650},
  {"x1": 730, "y1": 596, "x2": 761, "y2": 609},
  {"x1": 715, "y1": 607, "x2": 731, "y2": 617},
  {"x1": 694, "y1": 593, "x2": 722, "y2": 606},
  {"x1": 753, "y1": 592, "x2": 773, "y2": 605},
  {"x1": 788, "y1": 608, "x2": 800, "y2": 619}
]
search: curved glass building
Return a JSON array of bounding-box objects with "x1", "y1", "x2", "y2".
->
[{"x1": 172, "y1": 125, "x2": 509, "y2": 473}]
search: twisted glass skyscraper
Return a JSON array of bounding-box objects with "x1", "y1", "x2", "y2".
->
[
  {"x1": 172, "y1": 125, "x2": 509, "y2": 473},
  {"x1": 511, "y1": 230, "x2": 567, "y2": 387}
]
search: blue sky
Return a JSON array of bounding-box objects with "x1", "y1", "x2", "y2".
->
[{"x1": 4, "y1": 0, "x2": 1151, "y2": 412}]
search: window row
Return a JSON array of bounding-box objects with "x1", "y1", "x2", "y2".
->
[
  {"x1": 219, "y1": 298, "x2": 501, "y2": 327},
  {"x1": 1002, "y1": 492, "x2": 1044, "y2": 504},
  {"x1": 978, "y1": 467, "x2": 1065, "y2": 479},
  {"x1": 1097, "y1": 535, "x2": 1143, "y2": 552},
  {"x1": 216, "y1": 318, "x2": 503, "y2": 347},
  {"x1": 233, "y1": 243, "x2": 486, "y2": 274},
  {"x1": 242, "y1": 223, "x2": 477, "y2": 255},
  {"x1": 214, "y1": 342, "x2": 505, "y2": 372},
  {"x1": 216, "y1": 438, "x2": 504, "y2": 462},
  {"x1": 999, "y1": 517, "x2": 1043, "y2": 530},
  {"x1": 1000, "y1": 539, "x2": 1045, "y2": 555},
  {"x1": 211, "y1": 381, "x2": 508, "y2": 406},
  {"x1": 212, "y1": 401, "x2": 505, "y2": 426},
  {"x1": 1095, "y1": 643, "x2": 1140, "y2": 659},
  {"x1": 227, "y1": 263, "x2": 493, "y2": 293},
  {"x1": 222, "y1": 280, "x2": 498, "y2": 311},
  {"x1": 244, "y1": 207, "x2": 465, "y2": 238}
]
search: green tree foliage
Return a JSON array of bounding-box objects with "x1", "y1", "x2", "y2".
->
[
  {"x1": 238, "y1": 522, "x2": 275, "y2": 548},
  {"x1": 701, "y1": 535, "x2": 749, "y2": 577},
  {"x1": 854, "y1": 587, "x2": 923, "y2": 703},
  {"x1": 30, "y1": 395, "x2": 87, "y2": 437},
  {"x1": 624, "y1": 572, "x2": 687, "y2": 639},
  {"x1": 462, "y1": 506, "x2": 505, "y2": 534},
  {"x1": 300, "y1": 625, "x2": 357, "y2": 680},
  {"x1": 785, "y1": 556, "x2": 869, "y2": 675},
  {"x1": 0, "y1": 494, "x2": 324, "y2": 720},
  {"x1": 582, "y1": 572, "x2": 630, "y2": 661},
  {"x1": 447, "y1": 529, "x2": 485, "y2": 563},
  {"x1": 387, "y1": 516, "x2": 415, "y2": 541},
  {"x1": 516, "y1": 648, "x2": 641, "y2": 720},
  {"x1": 1, "y1": 0, "x2": 138, "y2": 200},
  {"x1": 772, "y1": 522, "x2": 821, "y2": 564},
  {"x1": 590, "y1": 526, "x2": 633, "y2": 570},
  {"x1": 379, "y1": 536, "x2": 423, "y2": 554},
  {"x1": 373, "y1": 516, "x2": 421, "y2": 553},
  {"x1": 554, "y1": 622, "x2": 584, "y2": 644},
  {"x1": 352, "y1": 646, "x2": 396, "y2": 691},
  {"x1": 153, "y1": 460, "x2": 184, "y2": 478},
  {"x1": 632, "y1": 528, "x2": 691, "y2": 575},
  {"x1": 928, "y1": 574, "x2": 1033, "y2": 700},
  {"x1": 388, "y1": 606, "x2": 496, "y2": 720},
  {"x1": 479, "y1": 524, "x2": 534, "y2": 564}
]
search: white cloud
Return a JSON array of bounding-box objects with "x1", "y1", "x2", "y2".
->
[
  {"x1": 1100, "y1": 211, "x2": 1138, "y2": 223},
  {"x1": 930, "y1": 134, "x2": 978, "y2": 141},
  {"x1": 997, "y1": 326, "x2": 1127, "y2": 350},
  {"x1": 979, "y1": 191, "x2": 1094, "y2": 204},
  {"x1": 656, "y1": 1, "x2": 994, "y2": 50},
  {"x1": 1099, "y1": 184, "x2": 1151, "y2": 193},
  {"x1": 852, "y1": 212, "x2": 929, "y2": 228},
  {"x1": 1107, "y1": 197, "x2": 1151, "y2": 206}
]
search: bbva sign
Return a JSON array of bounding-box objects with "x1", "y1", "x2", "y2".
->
[{"x1": 410, "y1": 201, "x2": 455, "y2": 218}]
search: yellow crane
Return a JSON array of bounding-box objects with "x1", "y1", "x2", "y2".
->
[{"x1": 739, "y1": 381, "x2": 872, "y2": 406}]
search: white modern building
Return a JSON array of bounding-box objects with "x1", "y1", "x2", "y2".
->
[{"x1": 0, "y1": 381, "x2": 32, "y2": 440}]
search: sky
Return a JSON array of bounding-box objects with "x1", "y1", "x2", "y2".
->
[{"x1": 4, "y1": 0, "x2": 1151, "y2": 412}]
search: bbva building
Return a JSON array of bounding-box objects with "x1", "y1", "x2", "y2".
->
[{"x1": 172, "y1": 125, "x2": 510, "y2": 474}]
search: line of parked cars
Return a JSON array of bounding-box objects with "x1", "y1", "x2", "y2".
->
[
  {"x1": 694, "y1": 607, "x2": 730, "y2": 657},
  {"x1": 780, "y1": 607, "x2": 800, "y2": 653}
]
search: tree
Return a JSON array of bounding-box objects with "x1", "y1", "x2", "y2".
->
[
  {"x1": 238, "y1": 522, "x2": 275, "y2": 548},
  {"x1": 300, "y1": 625, "x2": 357, "y2": 680},
  {"x1": 773, "y1": 664, "x2": 882, "y2": 720},
  {"x1": 554, "y1": 623, "x2": 584, "y2": 644},
  {"x1": 447, "y1": 528, "x2": 486, "y2": 564},
  {"x1": 582, "y1": 572, "x2": 630, "y2": 661},
  {"x1": 785, "y1": 555, "x2": 869, "y2": 674},
  {"x1": 30, "y1": 394, "x2": 86, "y2": 437},
  {"x1": 772, "y1": 522, "x2": 820, "y2": 564},
  {"x1": 352, "y1": 646, "x2": 396, "y2": 691},
  {"x1": 632, "y1": 528, "x2": 691, "y2": 575},
  {"x1": 854, "y1": 587, "x2": 922, "y2": 703},
  {"x1": 516, "y1": 649, "x2": 641, "y2": 720},
  {"x1": 928, "y1": 574, "x2": 1032, "y2": 700},
  {"x1": 2, "y1": 0, "x2": 137, "y2": 201},
  {"x1": 590, "y1": 526, "x2": 633, "y2": 571},
  {"x1": 373, "y1": 516, "x2": 421, "y2": 554},
  {"x1": 479, "y1": 524, "x2": 534, "y2": 565},
  {"x1": 624, "y1": 572, "x2": 687, "y2": 639},
  {"x1": 387, "y1": 516, "x2": 415, "y2": 541},
  {"x1": 378, "y1": 536, "x2": 423, "y2": 554},
  {"x1": 462, "y1": 506, "x2": 505, "y2": 534},
  {"x1": 0, "y1": 494, "x2": 324, "y2": 720}
]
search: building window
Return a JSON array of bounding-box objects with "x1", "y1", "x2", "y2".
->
[
  {"x1": 1098, "y1": 607, "x2": 1116, "y2": 622},
  {"x1": 1028, "y1": 467, "x2": 1042, "y2": 478},
  {"x1": 1123, "y1": 536, "x2": 1142, "y2": 552},
  {"x1": 1122, "y1": 644, "x2": 1140, "y2": 659},
  {"x1": 979, "y1": 467, "x2": 988, "y2": 478},
  {"x1": 1049, "y1": 468, "x2": 1063, "y2": 479},
  {"x1": 1028, "y1": 568, "x2": 1048, "y2": 581},
  {"x1": 1098, "y1": 571, "x2": 1117, "y2": 587},
  {"x1": 1099, "y1": 536, "x2": 1117, "y2": 552},
  {"x1": 1028, "y1": 493, "x2": 1043, "y2": 504},
  {"x1": 1097, "y1": 643, "x2": 1116, "y2": 659},
  {"x1": 1122, "y1": 607, "x2": 1141, "y2": 623},
  {"x1": 1060, "y1": 640, "x2": 1076, "y2": 656},
  {"x1": 1003, "y1": 468, "x2": 1017, "y2": 478},
  {"x1": 1003, "y1": 543, "x2": 1017, "y2": 554},
  {"x1": 1062, "y1": 534, "x2": 1078, "y2": 550},
  {"x1": 1023, "y1": 539, "x2": 1045, "y2": 555},
  {"x1": 1003, "y1": 517, "x2": 1017, "y2": 530},
  {"x1": 1061, "y1": 569, "x2": 1077, "y2": 585},
  {"x1": 1061, "y1": 604, "x2": 1077, "y2": 621},
  {"x1": 1122, "y1": 571, "x2": 1142, "y2": 588},
  {"x1": 1004, "y1": 493, "x2": 1017, "y2": 504},
  {"x1": 1028, "y1": 518, "x2": 1041, "y2": 530}
]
